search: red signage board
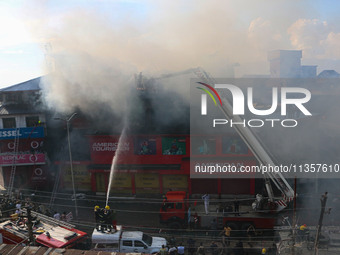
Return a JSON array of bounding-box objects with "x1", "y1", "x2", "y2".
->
[
  {"x1": 0, "y1": 153, "x2": 45, "y2": 166},
  {"x1": 89, "y1": 135, "x2": 189, "y2": 165},
  {"x1": 0, "y1": 138, "x2": 44, "y2": 153}
]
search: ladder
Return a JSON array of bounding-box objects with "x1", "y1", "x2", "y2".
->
[
  {"x1": 49, "y1": 166, "x2": 61, "y2": 208},
  {"x1": 7, "y1": 128, "x2": 20, "y2": 198}
]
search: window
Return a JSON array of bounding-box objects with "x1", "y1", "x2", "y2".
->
[
  {"x1": 3, "y1": 118, "x2": 16, "y2": 129},
  {"x1": 162, "y1": 137, "x2": 186, "y2": 155},
  {"x1": 122, "y1": 240, "x2": 133, "y2": 247},
  {"x1": 134, "y1": 241, "x2": 146, "y2": 247},
  {"x1": 222, "y1": 137, "x2": 249, "y2": 155},
  {"x1": 176, "y1": 203, "x2": 183, "y2": 209},
  {"x1": 142, "y1": 234, "x2": 152, "y2": 246},
  {"x1": 134, "y1": 137, "x2": 157, "y2": 155},
  {"x1": 26, "y1": 116, "x2": 39, "y2": 127},
  {"x1": 166, "y1": 203, "x2": 174, "y2": 209},
  {"x1": 191, "y1": 137, "x2": 216, "y2": 155}
]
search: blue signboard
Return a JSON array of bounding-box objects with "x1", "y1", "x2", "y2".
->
[{"x1": 0, "y1": 127, "x2": 44, "y2": 140}]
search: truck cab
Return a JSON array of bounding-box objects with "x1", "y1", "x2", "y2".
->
[{"x1": 160, "y1": 191, "x2": 188, "y2": 228}]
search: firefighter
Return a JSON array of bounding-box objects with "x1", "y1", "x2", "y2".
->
[
  {"x1": 298, "y1": 224, "x2": 308, "y2": 242},
  {"x1": 94, "y1": 206, "x2": 103, "y2": 231},
  {"x1": 103, "y1": 205, "x2": 113, "y2": 232}
]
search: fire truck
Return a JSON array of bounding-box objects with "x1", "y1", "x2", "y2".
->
[
  {"x1": 160, "y1": 191, "x2": 277, "y2": 231},
  {"x1": 0, "y1": 209, "x2": 87, "y2": 248},
  {"x1": 158, "y1": 68, "x2": 295, "y2": 231}
]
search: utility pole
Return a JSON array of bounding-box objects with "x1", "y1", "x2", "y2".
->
[
  {"x1": 54, "y1": 113, "x2": 78, "y2": 218},
  {"x1": 26, "y1": 206, "x2": 35, "y2": 246},
  {"x1": 314, "y1": 192, "x2": 328, "y2": 255}
]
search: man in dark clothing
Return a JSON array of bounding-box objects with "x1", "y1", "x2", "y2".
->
[
  {"x1": 234, "y1": 241, "x2": 244, "y2": 255},
  {"x1": 94, "y1": 206, "x2": 103, "y2": 231},
  {"x1": 187, "y1": 238, "x2": 196, "y2": 255},
  {"x1": 210, "y1": 241, "x2": 218, "y2": 255},
  {"x1": 234, "y1": 198, "x2": 240, "y2": 216},
  {"x1": 197, "y1": 242, "x2": 205, "y2": 255}
]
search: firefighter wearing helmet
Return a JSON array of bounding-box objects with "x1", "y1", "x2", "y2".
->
[
  {"x1": 103, "y1": 205, "x2": 117, "y2": 232},
  {"x1": 94, "y1": 206, "x2": 103, "y2": 231}
]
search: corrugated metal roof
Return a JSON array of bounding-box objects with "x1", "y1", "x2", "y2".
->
[
  {"x1": 0, "y1": 77, "x2": 42, "y2": 92},
  {"x1": 0, "y1": 244, "x2": 143, "y2": 255},
  {"x1": 0, "y1": 104, "x2": 40, "y2": 115}
]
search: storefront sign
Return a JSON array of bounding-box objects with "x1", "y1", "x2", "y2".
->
[
  {"x1": 163, "y1": 175, "x2": 188, "y2": 189},
  {"x1": 0, "y1": 127, "x2": 44, "y2": 140},
  {"x1": 0, "y1": 153, "x2": 45, "y2": 166},
  {"x1": 63, "y1": 164, "x2": 91, "y2": 191},
  {"x1": 90, "y1": 136, "x2": 130, "y2": 164},
  {"x1": 31, "y1": 166, "x2": 47, "y2": 182},
  {"x1": 135, "y1": 173, "x2": 159, "y2": 189},
  {"x1": 0, "y1": 138, "x2": 44, "y2": 152},
  {"x1": 110, "y1": 174, "x2": 132, "y2": 189}
]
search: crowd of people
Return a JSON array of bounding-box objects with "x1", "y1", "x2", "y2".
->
[
  {"x1": 0, "y1": 193, "x2": 70, "y2": 222},
  {"x1": 158, "y1": 236, "x2": 276, "y2": 255}
]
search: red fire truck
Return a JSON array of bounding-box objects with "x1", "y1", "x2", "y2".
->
[
  {"x1": 160, "y1": 191, "x2": 276, "y2": 230},
  {"x1": 0, "y1": 210, "x2": 87, "y2": 248}
]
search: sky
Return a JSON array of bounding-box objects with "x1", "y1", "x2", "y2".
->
[{"x1": 1, "y1": 0, "x2": 340, "y2": 88}]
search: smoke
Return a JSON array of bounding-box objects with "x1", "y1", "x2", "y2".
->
[
  {"x1": 19, "y1": 0, "x2": 315, "y2": 117},
  {"x1": 16, "y1": 1, "x2": 337, "y2": 116}
]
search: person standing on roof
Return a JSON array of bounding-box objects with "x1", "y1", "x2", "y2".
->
[
  {"x1": 103, "y1": 205, "x2": 113, "y2": 232},
  {"x1": 202, "y1": 194, "x2": 210, "y2": 214},
  {"x1": 233, "y1": 198, "x2": 240, "y2": 216},
  {"x1": 94, "y1": 206, "x2": 103, "y2": 230}
]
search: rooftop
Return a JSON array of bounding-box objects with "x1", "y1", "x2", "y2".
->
[{"x1": 0, "y1": 77, "x2": 42, "y2": 92}]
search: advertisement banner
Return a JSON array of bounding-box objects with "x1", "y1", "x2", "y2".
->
[
  {"x1": 0, "y1": 138, "x2": 44, "y2": 153},
  {"x1": 90, "y1": 136, "x2": 130, "y2": 164},
  {"x1": 110, "y1": 174, "x2": 132, "y2": 189},
  {"x1": 31, "y1": 166, "x2": 47, "y2": 182},
  {"x1": 134, "y1": 137, "x2": 157, "y2": 155},
  {"x1": 63, "y1": 164, "x2": 91, "y2": 191},
  {"x1": 222, "y1": 137, "x2": 249, "y2": 155},
  {"x1": 0, "y1": 153, "x2": 45, "y2": 166},
  {"x1": 162, "y1": 175, "x2": 188, "y2": 190},
  {"x1": 135, "y1": 173, "x2": 159, "y2": 189},
  {"x1": 162, "y1": 137, "x2": 186, "y2": 155},
  {"x1": 0, "y1": 127, "x2": 44, "y2": 140}
]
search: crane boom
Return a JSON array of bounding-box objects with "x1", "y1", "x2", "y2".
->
[{"x1": 194, "y1": 67, "x2": 294, "y2": 212}]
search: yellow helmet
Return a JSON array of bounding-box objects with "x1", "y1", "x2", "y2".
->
[
  {"x1": 105, "y1": 205, "x2": 110, "y2": 210},
  {"x1": 261, "y1": 248, "x2": 266, "y2": 254},
  {"x1": 94, "y1": 206, "x2": 100, "y2": 210}
]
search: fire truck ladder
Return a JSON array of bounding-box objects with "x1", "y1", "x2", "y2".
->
[
  {"x1": 193, "y1": 68, "x2": 294, "y2": 212},
  {"x1": 22, "y1": 208, "x2": 75, "y2": 229},
  {"x1": 49, "y1": 166, "x2": 61, "y2": 208},
  {"x1": 7, "y1": 128, "x2": 20, "y2": 198}
]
